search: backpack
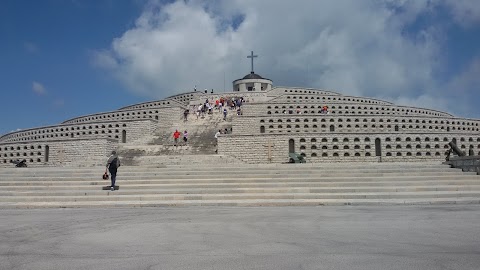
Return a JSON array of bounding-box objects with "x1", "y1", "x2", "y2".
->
[{"x1": 110, "y1": 157, "x2": 120, "y2": 169}]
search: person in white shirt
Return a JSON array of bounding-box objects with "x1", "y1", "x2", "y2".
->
[{"x1": 214, "y1": 130, "x2": 221, "y2": 153}]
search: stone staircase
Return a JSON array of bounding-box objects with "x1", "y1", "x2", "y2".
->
[
  {"x1": 118, "y1": 108, "x2": 235, "y2": 166},
  {"x1": 121, "y1": 153, "x2": 242, "y2": 166},
  {"x1": 1, "y1": 162, "x2": 480, "y2": 208}
]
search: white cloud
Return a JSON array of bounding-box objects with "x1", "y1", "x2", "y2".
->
[
  {"x1": 91, "y1": 49, "x2": 118, "y2": 69},
  {"x1": 94, "y1": 0, "x2": 477, "y2": 116},
  {"x1": 32, "y1": 81, "x2": 46, "y2": 95},
  {"x1": 443, "y1": 0, "x2": 480, "y2": 27}
]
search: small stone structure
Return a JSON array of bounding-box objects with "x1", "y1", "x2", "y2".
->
[
  {"x1": 233, "y1": 72, "x2": 272, "y2": 92},
  {"x1": 446, "y1": 156, "x2": 480, "y2": 174}
]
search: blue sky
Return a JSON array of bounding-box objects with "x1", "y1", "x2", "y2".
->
[
  {"x1": 0, "y1": 0, "x2": 148, "y2": 135},
  {"x1": 1, "y1": 0, "x2": 480, "y2": 136}
]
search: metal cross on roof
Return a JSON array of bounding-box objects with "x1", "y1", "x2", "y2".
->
[{"x1": 247, "y1": 51, "x2": 258, "y2": 73}]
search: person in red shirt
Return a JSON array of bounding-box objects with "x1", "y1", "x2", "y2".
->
[{"x1": 173, "y1": 129, "x2": 181, "y2": 146}]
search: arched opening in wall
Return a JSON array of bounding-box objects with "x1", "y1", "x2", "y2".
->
[
  {"x1": 289, "y1": 139, "x2": 295, "y2": 153},
  {"x1": 375, "y1": 138, "x2": 382, "y2": 157},
  {"x1": 452, "y1": 138, "x2": 457, "y2": 145},
  {"x1": 45, "y1": 145, "x2": 49, "y2": 163},
  {"x1": 122, "y1": 130, "x2": 127, "y2": 143},
  {"x1": 330, "y1": 125, "x2": 335, "y2": 132},
  {"x1": 260, "y1": 126, "x2": 265, "y2": 133}
]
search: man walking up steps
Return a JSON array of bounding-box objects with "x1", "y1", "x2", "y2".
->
[{"x1": 106, "y1": 151, "x2": 121, "y2": 191}]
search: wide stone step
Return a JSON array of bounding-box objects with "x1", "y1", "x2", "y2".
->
[
  {"x1": 1, "y1": 190, "x2": 480, "y2": 202},
  {"x1": 1, "y1": 185, "x2": 480, "y2": 196},
  {"x1": 0, "y1": 162, "x2": 451, "y2": 171},
  {"x1": 0, "y1": 175, "x2": 480, "y2": 189},
  {"x1": 0, "y1": 197, "x2": 479, "y2": 209},
  {"x1": 4, "y1": 172, "x2": 469, "y2": 180},
  {"x1": 162, "y1": 162, "x2": 447, "y2": 169},
  {"x1": 0, "y1": 168, "x2": 468, "y2": 178},
  {"x1": 1, "y1": 179, "x2": 480, "y2": 190},
  {"x1": 1, "y1": 172, "x2": 474, "y2": 184},
  {"x1": 0, "y1": 163, "x2": 455, "y2": 173}
]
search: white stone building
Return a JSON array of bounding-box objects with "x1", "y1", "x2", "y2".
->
[{"x1": 1, "y1": 75, "x2": 478, "y2": 167}]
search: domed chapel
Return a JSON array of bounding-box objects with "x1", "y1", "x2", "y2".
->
[{"x1": 1, "y1": 51, "x2": 479, "y2": 167}]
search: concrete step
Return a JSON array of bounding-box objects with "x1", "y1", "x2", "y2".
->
[
  {"x1": 0, "y1": 197, "x2": 478, "y2": 209},
  {"x1": 2, "y1": 171, "x2": 478, "y2": 185},
  {"x1": 2, "y1": 185, "x2": 480, "y2": 196},
  {"x1": 0, "y1": 163, "x2": 463, "y2": 174},
  {"x1": 1, "y1": 173, "x2": 478, "y2": 184},
  {"x1": 0, "y1": 167, "x2": 460, "y2": 176},
  {"x1": 0, "y1": 160, "x2": 450, "y2": 168},
  {"x1": 1, "y1": 191, "x2": 480, "y2": 202},
  {"x1": 3, "y1": 174, "x2": 477, "y2": 191},
  {"x1": 2, "y1": 180, "x2": 480, "y2": 191},
  {"x1": 0, "y1": 169, "x2": 472, "y2": 180},
  {"x1": 0, "y1": 162, "x2": 455, "y2": 169},
  {"x1": 0, "y1": 162, "x2": 478, "y2": 208},
  {"x1": 3, "y1": 171, "x2": 469, "y2": 179}
]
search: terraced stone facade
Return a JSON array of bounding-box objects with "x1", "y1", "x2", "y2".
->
[{"x1": 1, "y1": 84, "x2": 478, "y2": 167}]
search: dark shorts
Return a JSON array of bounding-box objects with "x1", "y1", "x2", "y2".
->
[{"x1": 183, "y1": 137, "x2": 187, "y2": 142}]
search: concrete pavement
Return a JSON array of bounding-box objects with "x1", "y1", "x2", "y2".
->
[{"x1": 1, "y1": 205, "x2": 480, "y2": 270}]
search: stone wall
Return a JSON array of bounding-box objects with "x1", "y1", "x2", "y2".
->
[
  {"x1": 125, "y1": 120, "x2": 158, "y2": 143},
  {"x1": 218, "y1": 132, "x2": 479, "y2": 164},
  {"x1": 285, "y1": 88, "x2": 429, "y2": 105},
  {"x1": 0, "y1": 142, "x2": 47, "y2": 167},
  {"x1": 62, "y1": 105, "x2": 178, "y2": 125},
  {"x1": 232, "y1": 114, "x2": 480, "y2": 136},
  {"x1": 0, "y1": 119, "x2": 156, "y2": 144},
  {"x1": 46, "y1": 137, "x2": 118, "y2": 167},
  {"x1": 244, "y1": 102, "x2": 452, "y2": 118},
  {"x1": 217, "y1": 134, "x2": 381, "y2": 164},
  {"x1": 218, "y1": 134, "x2": 291, "y2": 164},
  {"x1": 269, "y1": 87, "x2": 342, "y2": 97},
  {"x1": 0, "y1": 120, "x2": 156, "y2": 167},
  {"x1": 0, "y1": 137, "x2": 117, "y2": 168},
  {"x1": 116, "y1": 92, "x2": 198, "y2": 110},
  {"x1": 157, "y1": 107, "x2": 185, "y2": 128},
  {"x1": 189, "y1": 91, "x2": 271, "y2": 106}
]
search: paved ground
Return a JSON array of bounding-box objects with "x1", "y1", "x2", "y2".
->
[{"x1": 1, "y1": 206, "x2": 479, "y2": 270}]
